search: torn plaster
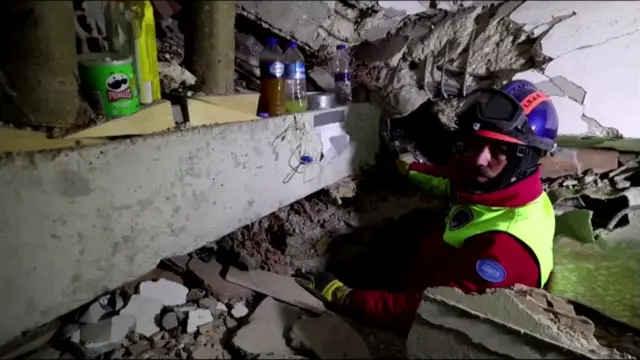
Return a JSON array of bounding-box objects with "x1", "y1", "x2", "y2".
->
[
  {"x1": 548, "y1": 76, "x2": 586, "y2": 105},
  {"x1": 549, "y1": 96, "x2": 589, "y2": 135},
  {"x1": 378, "y1": 1, "x2": 428, "y2": 15},
  {"x1": 509, "y1": 1, "x2": 640, "y2": 142},
  {"x1": 544, "y1": 31, "x2": 640, "y2": 138}
]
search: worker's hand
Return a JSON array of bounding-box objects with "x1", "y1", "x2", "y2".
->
[
  {"x1": 396, "y1": 152, "x2": 416, "y2": 176},
  {"x1": 396, "y1": 159, "x2": 410, "y2": 176},
  {"x1": 295, "y1": 271, "x2": 352, "y2": 310}
]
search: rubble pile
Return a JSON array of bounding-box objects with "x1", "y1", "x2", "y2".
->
[
  {"x1": 408, "y1": 286, "x2": 636, "y2": 359},
  {"x1": 2, "y1": 254, "x2": 379, "y2": 360},
  {"x1": 235, "y1": 1, "x2": 553, "y2": 120},
  {"x1": 213, "y1": 178, "x2": 426, "y2": 274},
  {"x1": 4, "y1": 153, "x2": 640, "y2": 359}
]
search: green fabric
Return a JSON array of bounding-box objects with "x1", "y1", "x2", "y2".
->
[
  {"x1": 549, "y1": 230, "x2": 640, "y2": 329},
  {"x1": 442, "y1": 193, "x2": 555, "y2": 286},
  {"x1": 545, "y1": 187, "x2": 640, "y2": 328},
  {"x1": 407, "y1": 171, "x2": 451, "y2": 197}
]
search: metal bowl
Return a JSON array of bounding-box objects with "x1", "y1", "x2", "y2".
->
[{"x1": 308, "y1": 92, "x2": 335, "y2": 110}]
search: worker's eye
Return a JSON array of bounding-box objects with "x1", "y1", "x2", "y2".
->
[{"x1": 490, "y1": 144, "x2": 509, "y2": 160}]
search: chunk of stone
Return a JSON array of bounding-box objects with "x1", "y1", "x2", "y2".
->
[
  {"x1": 77, "y1": 314, "x2": 136, "y2": 357},
  {"x1": 161, "y1": 312, "x2": 179, "y2": 331},
  {"x1": 25, "y1": 346, "x2": 61, "y2": 359},
  {"x1": 407, "y1": 286, "x2": 627, "y2": 359},
  {"x1": 0, "y1": 320, "x2": 60, "y2": 359},
  {"x1": 231, "y1": 302, "x2": 249, "y2": 319},
  {"x1": 187, "y1": 309, "x2": 214, "y2": 334},
  {"x1": 197, "y1": 322, "x2": 216, "y2": 335},
  {"x1": 191, "y1": 345, "x2": 229, "y2": 360},
  {"x1": 199, "y1": 297, "x2": 227, "y2": 318},
  {"x1": 256, "y1": 355, "x2": 308, "y2": 359},
  {"x1": 188, "y1": 258, "x2": 253, "y2": 301},
  {"x1": 540, "y1": 148, "x2": 619, "y2": 179},
  {"x1": 172, "y1": 303, "x2": 198, "y2": 313},
  {"x1": 224, "y1": 317, "x2": 237, "y2": 329},
  {"x1": 187, "y1": 289, "x2": 206, "y2": 302},
  {"x1": 289, "y1": 314, "x2": 371, "y2": 359},
  {"x1": 232, "y1": 297, "x2": 302, "y2": 356},
  {"x1": 127, "y1": 341, "x2": 151, "y2": 357},
  {"x1": 78, "y1": 293, "x2": 123, "y2": 324},
  {"x1": 119, "y1": 295, "x2": 164, "y2": 337},
  {"x1": 140, "y1": 278, "x2": 189, "y2": 306}
]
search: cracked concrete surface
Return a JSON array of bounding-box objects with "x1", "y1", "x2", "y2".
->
[
  {"x1": 241, "y1": 0, "x2": 640, "y2": 142},
  {"x1": 407, "y1": 286, "x2": 633, "y2": 359}
]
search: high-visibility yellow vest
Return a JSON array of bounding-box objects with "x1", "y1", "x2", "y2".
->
[{"x1": 408, "y1": 170, "x2": 555, "y2": 287}]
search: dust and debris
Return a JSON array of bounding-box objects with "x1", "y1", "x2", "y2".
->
[{"x1": 214, "y1": 177, "x2": 423, "y2": 275}]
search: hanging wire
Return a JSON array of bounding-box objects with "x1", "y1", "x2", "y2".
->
[{"x1": 272, "y1": 114, "x2": 323, "y2": 184}]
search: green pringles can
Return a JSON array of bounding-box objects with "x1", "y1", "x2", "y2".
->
[{"x1": 78, "y1": 53, "x2": 140, "y2": 118}]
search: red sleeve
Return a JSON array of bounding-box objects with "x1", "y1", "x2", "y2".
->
[
  {"x1": 343, "y1": 232, "x2": 539, "y2": 335},
  {"x1": 408, "y1": 163, "x2": 452, "y2": 178}
]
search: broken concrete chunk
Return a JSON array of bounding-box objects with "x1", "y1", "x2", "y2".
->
[
  {"x1": 224, "y1": 316, "x2": 238, "y2": 330},
  {"x1": 78, "y1": 293, "x2": 123, "y2": 324},
  {"x1": 224, "y1": 267, "x2": 326, "y2": 314},
  {"x1": 199, "y1": 297, "x2": 227, "y2": 318},
  {"x1": 77, "y1": 314, "x2": 136, "y2": 357},
  {"x1": 123, "y1": 268, "x2": 185, "y2": 296},
  {"x1": 289, "y1": 314, "x2": 371, "y2": 359},
  {"x1": 161, "y1": 312, "x2": 179, "y2": 331},
  {"x1": 188, "y1": 258, "x2": 253, "y2": 301},
  {"x1": 540, "y1": 148, "x2": 619, "y2": 179},
  {"x1": 24, "y1": 346, "x2": 61, "y2": 359},
  {"x1": 119, "y1": 295, "x2": 164, "y2": 337},
  {"x1": 140, "y1": 278, "x2": 189, "y2": 306},
  {"x1": 127, "y1": 341, "x2": 151, "y2": 357},
  {"x1": 232, "y1": 297, "x2": 302, "y2": 356},
  {"x1": 231, "y1": 302, "x2": 249, "y2": 319},
  {"x1": 197, "y1": 322, "x2": 216, "y2": 335},
  {"x1": 191, "y1": 345, "x2": 230, "y2": 360},
  {"x1": 172, "y1": 302, "x2": 198, "y2": 313},
  {"x1": 187, "y1": 288, "x2": 206, "y2": 302},
  {"x1": 0, "y1": 320, "x2": 60, "y2": 359},
  {"x1": 256, "y1": 355, "x2": 308, "y2": 360},
  {"x1": 186, "y1": 309, "x2": 214, "y2": 334},
  {"x1": 407, "y1": 286, "x2": 628, "y2": 359}
]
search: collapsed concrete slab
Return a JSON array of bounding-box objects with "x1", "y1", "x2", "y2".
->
[
  {"x1": 0, "y1": 103, "x2": 380, "y2": 347},
  {"x1": 407, "y1": 286, "x2": 631, "y2": 359}
]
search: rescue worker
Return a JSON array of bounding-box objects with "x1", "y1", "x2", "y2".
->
[{"x1": 296, "y1": 79, "x2": 560, "y2": 335}]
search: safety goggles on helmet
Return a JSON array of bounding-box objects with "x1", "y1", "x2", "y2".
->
[{"x1": 455, "y1": 88, "x2": 556, "y2": 152}]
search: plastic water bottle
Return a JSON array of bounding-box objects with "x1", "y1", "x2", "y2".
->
[
  {"x1": 283, "y1": 41, "x2": 308, "y2": 113},
  {"x1": 259, "y1": 38, "x2": 285, "y2": 116},
  {"x1": 333, "y1": 44, "x2": 352, "y2": 105}
]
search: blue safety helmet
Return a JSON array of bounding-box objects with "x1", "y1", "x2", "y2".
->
[{"x1": 502, "y1": 79, "x2": 559, "y2": 148}]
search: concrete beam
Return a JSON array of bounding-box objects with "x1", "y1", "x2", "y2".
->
[{"x1": 0, "y1": 103, "x2": 380, "y2": 346}]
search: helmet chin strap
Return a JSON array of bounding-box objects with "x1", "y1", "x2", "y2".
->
[{"x1": 465, "y1": 145, "x2": 541, "y2": 194}]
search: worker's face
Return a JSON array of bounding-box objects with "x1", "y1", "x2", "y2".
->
[{"x1": 462, "y1": 136, "x2": 510, "y2": 184}]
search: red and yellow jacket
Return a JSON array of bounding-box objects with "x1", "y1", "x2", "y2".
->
[{"x1": 344, "y1": 162, "x2": 555, "y2": 335}]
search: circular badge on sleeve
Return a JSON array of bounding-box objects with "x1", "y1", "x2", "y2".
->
[{"x1": 475, "y1": 259, "x2": 506, "y2": 283}]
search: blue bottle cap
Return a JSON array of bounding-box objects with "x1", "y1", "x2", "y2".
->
[
  {"x1": 257, "y1": 112, "x2": 269, "y2": 118},
  {"x1": 266, "y1": 38, "x2": 279, "y2": 47},
  {"x1": 300, "y1": 155, "x2": 313, "y2": 164},
  {"x1": 336, "y1": 44, "x2": 347, "y2": 50},
  {"x1": 288, "y1": 41, "x2": 298, "y2": 48}
]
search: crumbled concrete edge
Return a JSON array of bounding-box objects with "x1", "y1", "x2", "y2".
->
[{"x1": 409, "y1": 287, "x2": 630, "y2": 359}]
